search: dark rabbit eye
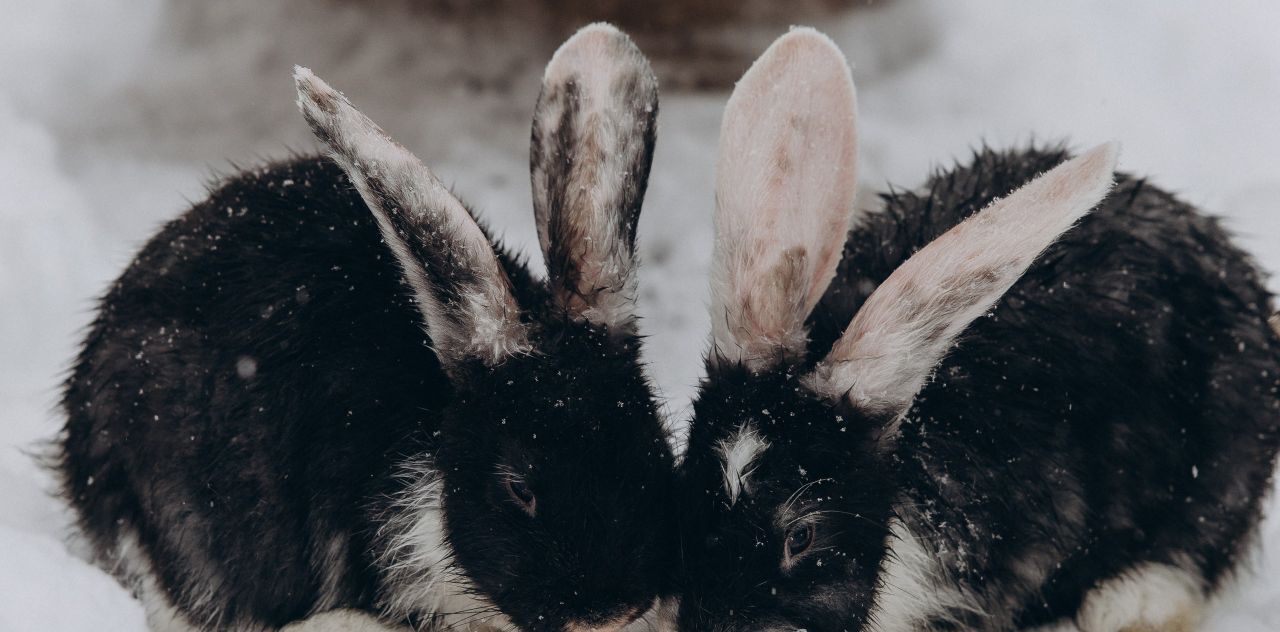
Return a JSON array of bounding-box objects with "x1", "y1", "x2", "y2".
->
[
  {"x1": 506, "y1": 478, "x2": 536, "y2": 515},
  {"x1": 785, "y1": 523, "x2": 814, "y2": 559}
]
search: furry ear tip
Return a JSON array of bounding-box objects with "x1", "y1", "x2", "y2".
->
[
  {"x1": 292, "y1": 67, "x2": 342, "y2": 120},
  {"x1": 292, "y1": 66, "x2": 322, "y2": 97},
  {"x1": 1070, "y1": 141, "x2": 1122, "y2": 199},
  {"x1": 782, "y1": 25, "x2": 844, "y2": 53},
  {"x1": 546, "y1": 21, "x2": 651, "y2": 83},
  {"x1": 564, "y1": 22, "x2": 633, "y2": 50},
  {"x1": 575, "y1": 21, "x2": 623, "y2": 37},
  {"x1": 294, "y1": 69, "x2": 332, "y2": 108},
  {"x1": 1085, "y1": 140, "x2": 1121, "y2": 172},
  {"x1": 767, "y1": 26, "x2": 851, "y2": 70},
  {"x1": 552, "y1": 21, "x2": 634, "y2": 58},
  {"x1": 729, "y1": 26, "x2": 855, "y2": 114}
]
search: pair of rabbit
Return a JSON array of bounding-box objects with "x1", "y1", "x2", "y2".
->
[{"x1": 57, "y1": 19, "x2": 1279, "y2": 632}]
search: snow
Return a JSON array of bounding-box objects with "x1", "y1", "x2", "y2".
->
[{"x1": 1, "y1": 0, "x2": 1278, "y2": 629}]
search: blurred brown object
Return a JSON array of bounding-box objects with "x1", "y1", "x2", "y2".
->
[
  {"x1": 546, "y1": 0, "x2": 855, "y2": 30},
  {"x1": 545, "y1": 0, "x2": 865, "y2": 89},
  {"x1": 335, "y1": 0, "x2": 874, "y2": 91}
]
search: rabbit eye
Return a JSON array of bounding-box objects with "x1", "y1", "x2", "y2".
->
[
  {"x1": 784, "y1": 523, "x2": 814, "y2": 560},
  {"x1": 506, "y1": 478, "x2": 536, "y2": 516}
]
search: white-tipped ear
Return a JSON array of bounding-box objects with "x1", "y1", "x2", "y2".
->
[
  {"x1": 709, "y1": 27, "x2": 859, "y2": 372},
  {"x1": 294, "y1": 67, "x2": 530, "y2": 370},
  {"x1": 806, "y1": 143, "x2": 1120, "y2": 419},
  {"x1": 530, "y1": 23, "x2": 658, "y2": 334}
]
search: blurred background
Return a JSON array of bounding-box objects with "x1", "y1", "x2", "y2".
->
[{"x1": 1, "y1": 1, "x2": 1278, "y2": 629}]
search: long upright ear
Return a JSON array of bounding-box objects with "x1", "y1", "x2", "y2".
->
[
  {"x1": 295, "y1": 67, "x2": 530, "y2": 371},
  {"x1": 530, "y1": 23, "x2": 658, "y2": 334},
  {"x1": 806, "y1": 143, "x2": 1120, "y2": 420},
  {"x1": 708, "y1": 28, "x2": 859, "y2": 372}
]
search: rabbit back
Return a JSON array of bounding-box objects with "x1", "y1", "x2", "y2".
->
[
  {"x1": 808, "y1": 146, "x2": 1280, "y2": 629},
  {"x1": 58, "y1": 156, "x2": 533, "y2": 627}
]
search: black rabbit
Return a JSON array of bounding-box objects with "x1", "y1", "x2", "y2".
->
[
  {"x1": 675, "y1": 28, "x2": 1280, "y2": 632},
  {"x1": 57, "y1": 23, "x2": 676, "y2": 632}
]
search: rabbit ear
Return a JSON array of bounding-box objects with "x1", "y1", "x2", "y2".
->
[
  {"x1": 806, "y1": 143, "x2": 1120, "y2": 422},
  {"x1": 295, "y1": 67, "x2": 530, "y2": 371},
  {"x1": 530, "y1": 23, "x2": 658, "y2": 334},
  {"x1": 708, "y1": 28, "x2": 859, "y2": 372}
]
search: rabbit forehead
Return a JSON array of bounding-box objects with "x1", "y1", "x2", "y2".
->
[{"x1": 443, "y1": 346, "x2": 669, "y2": 470}]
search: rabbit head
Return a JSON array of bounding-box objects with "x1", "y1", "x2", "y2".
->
[{"x1": 296, "y1": 23, "x2": 674, "y2": 632}]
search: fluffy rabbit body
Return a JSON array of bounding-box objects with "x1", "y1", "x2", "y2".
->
[
  {"x1": 676, "y1": 29, "x2": 1280, "y2": 632},
  {"x1": 58, "y1": 24, "x2": 675, "y2": 632}
]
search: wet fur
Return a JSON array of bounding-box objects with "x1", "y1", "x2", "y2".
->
[
  {"x1": 806, "y1": 144, "x2": 1116, "y2": 419},
  {"x1": 814, "y1": 147, "x2": 1280, "y2": 629},
  {"x1": 59, "y1": 158, "x2": 443, "y2": 628}
]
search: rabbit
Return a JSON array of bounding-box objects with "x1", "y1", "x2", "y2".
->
[
  {"x1": 674, "y1": 27, "x2": 1280, "y2": 632},
  {"x1": 56, "y1": 23, "x2": 677, "y2": 632}
]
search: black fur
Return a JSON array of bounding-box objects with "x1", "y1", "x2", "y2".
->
[
  {"x1": 58, "y1": 156, "x2": 675, "y2": 630},
  {"x1": 677, "y1": 146, "x2": 1280, "y2": 631}
]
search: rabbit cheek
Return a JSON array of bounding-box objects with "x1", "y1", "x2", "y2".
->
[{"x1": 373, "y1": 457, "x2": 498, "y2": 629}]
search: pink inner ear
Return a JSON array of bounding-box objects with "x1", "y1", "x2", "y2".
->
[
  {"x1": 809, "y1": 143, "x2": 1119, "y2": 415},
  {"x1": 710, "y1": 28, "x2": 859, "y2": 370}
]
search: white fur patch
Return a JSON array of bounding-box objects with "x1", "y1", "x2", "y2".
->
[
  {"x1": 309, "y1": 532, "x2": 352, "y2": 613},
  {"x1": 625, "y1": 597, "x2": 678, "y2": 632},
  {"x1": 374, "y1": 456, "x2": 509, "y2": 630},
  {"x1": 294, "y1": 67, "x2": 530, "y2": 367},
  {"x1": 109, "y1": 529, "x2": 201, "y2": 632},
  {"x1": 807, "y1": 143, "x2": 1119, "y2": 420},
  {"x1": 565, "y1": 618, "x2": 635, "y2": 632},
  {"x1": 1074, "y1": 561, "x2": 1204, "y2": 632},
  {"x1": 716, "y1": 424, "x2": 770, "y2": 504},
  {"x1": 1026, "y1": 620, "x2": 1083, "y2": 632},
  {"x1": 531, "y1": 23, "x2": 656, "y2": 333},
  {"x1": 562, "y1": 598, "x2": 669, "y2": 632},
  {"x1": 105, "y1": 476, "x2": 493, "y2": 632},
  {"x1": 281, "y1": 609, "x2": 409, "y2": 632},
  {"x1": 865, "y1": 518, "x2": 983, "y2": 632},
  {"x1": 709, "y1": 27, "x2": 859, "y2": 372}
]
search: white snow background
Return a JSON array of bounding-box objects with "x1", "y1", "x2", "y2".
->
[{"x1": 2, "y1": 0, "x2": 1278, "y2": 629}]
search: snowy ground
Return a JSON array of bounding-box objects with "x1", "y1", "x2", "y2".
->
[{"x1": 2, "y1": 1, "x2": 1279, "y2": 629}]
